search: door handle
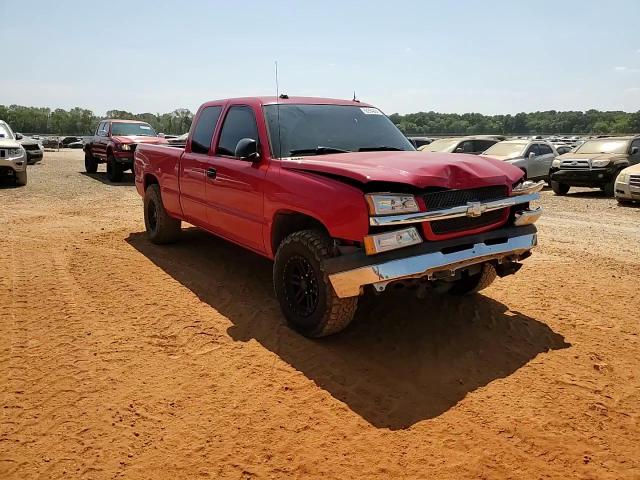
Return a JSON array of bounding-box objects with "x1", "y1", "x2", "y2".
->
[{"x1": 206, "y1": 167, "x2": 217, "y2": 179}]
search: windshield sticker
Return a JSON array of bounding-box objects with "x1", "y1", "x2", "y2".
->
[
  {"x1": 360, "y1": 107, "x2": 382, "y2": 115},
  {"x1": 140, "y1": 125, "x2": 152, "y2": 130}
]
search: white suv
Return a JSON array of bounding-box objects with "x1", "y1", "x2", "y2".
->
[{"x1": 0, "y1": 120, "x2": 28, "y2": 186}]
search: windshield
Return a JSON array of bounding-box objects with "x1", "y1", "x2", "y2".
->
[
  {"x1": 421, "y1": 138, "x2": 461, "y2": 152},
  {"x1": 111, "y1": 122, "x2": 157, "y2": 137},
  {"x1": 483, "y1": 142, "x2": 527, "y2": 158},
  {"x1": 0, "y1": 124, "x2": 14, "y2": 140},
  {"x1": 263, "y1": 104, "x2": 414, "y2": 157},
  {"x1": 574, "y1": 139, "x2": 628, "y2": 154}
]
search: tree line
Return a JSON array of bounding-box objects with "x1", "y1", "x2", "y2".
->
[
  {"x1": 389, "y1": 110, "x2": 640, "y2": 136},
  {"x1": 2, "y1": 103, "x2": 640, "y2": 137},
  {"x1": 0, "y1": 105, "x2": 194, "y2": 136}
]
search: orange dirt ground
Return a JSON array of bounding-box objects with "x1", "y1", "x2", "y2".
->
[{"x1": 1, "y1": 150, "x2": 639, "y2": 479}]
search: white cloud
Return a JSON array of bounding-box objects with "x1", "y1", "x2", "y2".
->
[{"x1": 615, "y1": 66, "x2": 627, "y2": 71}]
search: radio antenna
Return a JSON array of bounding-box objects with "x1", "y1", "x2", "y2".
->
[{"x1": 275, "y1": 61, "x2": 282, "y2": 158}]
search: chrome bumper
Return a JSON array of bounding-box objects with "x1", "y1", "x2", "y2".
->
[{"x1": 328, "y1": 232, "x2": 537, "y2": 298}]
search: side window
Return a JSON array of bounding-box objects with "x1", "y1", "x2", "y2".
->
[
  {"x1": 101, "y1": 123, "x2": 110, "y2": 137},
  {"x1": 458, "y1": 140, "x2": 474, "y2": 153},
  {"x1": 630, "y1": 139, "x2": 640, "y2": 155},
  {"x1": 191, "y1": 106, "x2": 223, "y2": 154},
  {"x1": 538, "y1": 144, "x2": 553, "y2": 155},
  {"x1": 475, "y1": 140, "x2": 496, "y2": 152},
  {"x1": 525, "y1": 144, "x2": 540, "y2": 157},
  {"x1": 217, "y1": 106, "x2": 259, "y2": 157},
  {"x1": 96, "y1": 122, "x2": 104, "y2": 135}
]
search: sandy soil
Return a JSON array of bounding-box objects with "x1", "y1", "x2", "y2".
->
[{"x1": 1, "y1": 150, "x2": 639, "y2": 479}]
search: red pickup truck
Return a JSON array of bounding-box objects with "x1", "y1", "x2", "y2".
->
[
  {"x1": 84, "y1": 119, "x2": 167, "y2": 182},
  {"x1": 134, "y1": 96, "x2": 543, "y2": 337}
]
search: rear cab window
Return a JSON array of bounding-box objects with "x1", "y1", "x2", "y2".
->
[{"x1": 191, "y1": 106, "x2": 223, "y2": 154}]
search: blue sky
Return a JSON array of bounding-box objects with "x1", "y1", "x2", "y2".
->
[{"x1": 2, "y1": 0, "x2": 639, "y2": 115}]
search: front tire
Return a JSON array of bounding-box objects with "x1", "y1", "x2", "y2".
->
[
  {"x1": 273, "y1": 230, "x2": 357, "y2": 338},
  {"x1": 551, "y1": 180, "x2": 570, "y2": 195},
  {"x1": 15, "y1": 169, "x2": 27, "y2": 186},
  {"x1": 85, "y1": 151, "x2": 98, "y2": 173},
  {"x1": 144, "y1": 184, "x2": 181, "y2": 244},
  {"x1": 603, "y1": 178, "x2": 616, "y2": 197},
  {"x1": 448, "y1": 264, "x2": 497, "y2": 295},
  {"x1": 106, "y1": 153, "x2": 123, "y2": 182}
]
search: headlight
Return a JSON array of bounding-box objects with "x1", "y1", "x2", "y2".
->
[
  {"x1": 38, "y1": 143, "x2": 44, "y2": 149},
  {"x1": 592, "y1": 159, "x2": 610, "y2": 168},
  {"x1": 120, "y1": 144, "x2": 132, "y2": 151},
  {"x1": 511, "y1": 180, "x2": 545, "y2": 196},
  {"x1": 365, "y1": 194, "x2": 419, "y2": 216},
  {"x1": 364, "y1": 227, "x2": 422, "y2": 255},
  {"x1": 8, "y1": 148, "x2": 23, "y2": 156},
  {"x1": 552, "y1": 158, "x2": 561, "y2": 168},
  {"x1": 617, "y1": 172, "x2": 629, "y2": 184}
]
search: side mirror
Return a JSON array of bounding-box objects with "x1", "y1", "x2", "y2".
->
[
  {"x1": 454, "y1": 147, "x2": 463, "y2": 153},
  {"x1": 528, "y1": 152, "x2": 536, "y2": 159},
  {"x1": 631, "y1": 146, "x2": 639, "y2": 155},
  {"x1": 15, "y1": 133, "x2": 23, "y2": 140},
  {"x1": 235, "y1": 138, "x2": 260, "y2": 160},
  {"x1": 158, "y1": 132, "x2": 165, "y2": 138}
]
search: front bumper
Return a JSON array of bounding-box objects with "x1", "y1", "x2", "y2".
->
[
  {"x1": 326, "y1": 225, "x2": 537, "y2": 298},
  {"x1": 25, "y1": 150, "x2": 44, "y2": 163},
  {"x1": 615, "y1": 181, "x2": 640, "y2": 201},
  {"x1": 550, "y1": 166, "x2": 618, "y2": 187},
  {"x1": 0, "y1": 156, "x2": 27, "y2": 173}
]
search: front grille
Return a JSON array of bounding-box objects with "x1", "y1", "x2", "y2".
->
[
  {"x1": 630, "y1": 175, "x2": 640, "y2": 188},
  {"x1": 23, "y1": 144, "x2": 39, "y2": 151},
  {"x1": 422, "y1": 185, "x2": 507, "y2": 210},
  {"x1": 560, "y1": 159, "x2": 590, "y2": 170},
  {"x1": 431, "y1": 209, "x2": 506, "y2": 234},
  {"x1": 423, "y1": 186, "x2": 509, "y2": 235}
]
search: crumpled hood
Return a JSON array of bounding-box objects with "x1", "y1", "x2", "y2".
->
[
  {"x1": 0, "y1": 138, "x2": 21, "y2": 149},
  {"x1": 112, "y1": 135, "x2": 167, "y2": 145},
  {"x1": 280, "y1": 151, "x2": 524, "y2": 189}
]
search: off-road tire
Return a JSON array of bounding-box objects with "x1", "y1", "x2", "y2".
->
[
  {"x1": 551, "y1": 180, "x2": 570, "y2": 195},
  {"x1": 85, "y1": 151, "x2": 98, "y2": 173},
  {"x1": 15, "y1": 169, "x2": 28, "y2": 186},
  {"x1": 144, "y1": 184, "x2": 181, "y2": 244},
  {"x1": 106, "y1": 153, "x2": 123, "y2": 182},
  {"x1": 273, "y1": 230, "x2": 358, "y2": 338},
  {"x1": 448, "y1": 263, "x2": 497, "y2": 295},
  {"x1": 617, "y1": 197, "x2": 633, "y2": 205}
]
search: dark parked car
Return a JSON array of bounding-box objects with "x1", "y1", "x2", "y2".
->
[
  {"x1": 17, "y1": 134, "x2": 45, "y2": 164},
  {"x1": 407, "y1": 136, "x2": 432, "y2": 149}
]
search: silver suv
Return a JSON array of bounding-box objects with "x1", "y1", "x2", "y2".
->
[
  {"x1": 0, "y1": 120, "x2": 28, "y2": 186},
  {"x1": 482, "y1": 139, "x2": 557, "y2": 182}
]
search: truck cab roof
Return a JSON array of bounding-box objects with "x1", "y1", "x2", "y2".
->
[{"x1": 198, "y1": 96, "x2": 374, "y2": 109}]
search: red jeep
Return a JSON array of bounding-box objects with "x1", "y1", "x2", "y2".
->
[
  {"x1": 134, "y1": 96, "x2": 543, "y2": 337},
  {"x1": 84, "y1": 119, "x2": 167, "y2": 182}
]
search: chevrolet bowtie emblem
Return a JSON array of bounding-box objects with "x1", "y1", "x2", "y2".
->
[{"x1": 466, "y1": 202, "x2": 486, "y2": 217}]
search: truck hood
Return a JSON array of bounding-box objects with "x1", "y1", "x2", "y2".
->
[
  {"x1": 0, "y1": 138, "x2": 21, "y2": 149},
  {"x1": 558, "y1": 152, "x2": 627, "y2": 162},
  {"x1": 280, "y1": 151, "x2": 524, "y2": 189},
  {"x1": 621, "y1": 162, "x2": 640, "y2": 174},
  {"x1": 112, "y1": 135, "x2": 167, "y2": 145}
]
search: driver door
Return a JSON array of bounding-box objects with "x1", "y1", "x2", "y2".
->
[{"x1": 205, "y1": 105, "x2": 268, "y2": 254}]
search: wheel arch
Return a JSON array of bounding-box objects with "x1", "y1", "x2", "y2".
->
[
  {"x1": 270, "y1": 210, "x2": 329, "y2": 256},
  {"x1": 143, "y1": 173, "x2": 160, "y2": 191}
]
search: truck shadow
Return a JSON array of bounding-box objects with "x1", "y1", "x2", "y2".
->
[
  {"x1": 80, "y1": 171, "x2": 135, "y2": 186},
  {"x1": 127, "y1": 228, "x2": 570, "y2": 430}
]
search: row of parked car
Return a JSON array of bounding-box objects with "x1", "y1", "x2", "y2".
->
[{"x1": 408, "y1": 134, "x2": 640, "y2": 203}]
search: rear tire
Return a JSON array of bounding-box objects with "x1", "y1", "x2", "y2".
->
[
  {"x1": 448, "y1": 264, "x2": 497, "y2": 295},
  {"x1": 85, "y1": 151, "x2": 98, "y2": 173},
  {"x1": 15, "y1": 169, "x2": 27, "y2": 186},
  {"x1": 144, "y1": 184, "x2": 181, "y2": 244},
  {"x1": 106, "y1": 153, "x2": 123, "y2": 182},
  {"x1": 551, "y1": 180, "x2": 570, "y2": 195},
  {"x1": 273, "y1": 230, "x2": 357, "y2": 338}
]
